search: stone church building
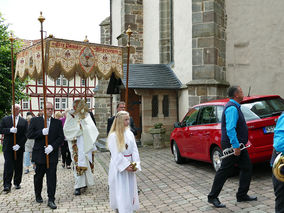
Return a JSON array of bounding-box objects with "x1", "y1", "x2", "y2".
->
[{"x1": 95, "y1": 0, "x2": 284, "y2": 145}]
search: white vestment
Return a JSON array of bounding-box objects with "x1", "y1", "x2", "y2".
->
[
  {"x1": 108, "y1": 129, "x2": 141, "y2": 213},
  {"x1": 63, "y1": 112, "x2": 99, "y2": 189}
]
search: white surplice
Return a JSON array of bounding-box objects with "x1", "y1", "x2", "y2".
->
[
  {"x1": 63, "y1": 112, "x2": 99, "y2": 189},
  {"x1": 107, "y1": 128, "x2": 141, "y2": 213}
]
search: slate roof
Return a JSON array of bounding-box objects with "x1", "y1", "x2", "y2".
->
[{"x1": 121, "y1": 64, "x2": 182, "y2": 89}]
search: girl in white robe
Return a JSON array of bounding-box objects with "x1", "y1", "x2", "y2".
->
[{"x1": 107, "y1": 111, "x2": 141, "y2": 213}]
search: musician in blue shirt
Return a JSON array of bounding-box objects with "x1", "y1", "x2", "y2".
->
[
  {"x1": 208, "y1": 86, "x2": 257, "y2": 208},
  {"x1": 271, "y1": 112, "x2": 284, "y2": 213}
]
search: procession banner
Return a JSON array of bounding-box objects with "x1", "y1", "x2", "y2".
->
[{"x1": 16, "y1": 38, "x2": 123, "y2": 80}]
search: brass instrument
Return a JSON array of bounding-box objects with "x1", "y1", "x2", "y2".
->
[
  {"x1": 130, "y1": 162, "x2": 137, "y2": 171},
  {"x1": 220, "y1": 143, "x2": 251, "y2": 160},
  {"x1": 273, "y1": 153, "x2": 284, "y2": 182}
]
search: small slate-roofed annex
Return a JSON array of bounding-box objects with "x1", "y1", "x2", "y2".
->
[{"x1": 107, "y1": 64, "x2": 182, "y2": 145}]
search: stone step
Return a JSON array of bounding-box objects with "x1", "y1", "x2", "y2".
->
[{"x1": 95, "y1": 138, "x2": 109, "y2": 152}]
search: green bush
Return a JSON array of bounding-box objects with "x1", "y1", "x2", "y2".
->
[{"x1": 154, "y1": 123, "x2": 163, "y2": 129}]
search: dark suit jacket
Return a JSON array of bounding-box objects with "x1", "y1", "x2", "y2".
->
[
  {"x1": 27, "y1": 117, "x2": 64, "y2": 164},
  {"x1": 0, "y1": 116, "x2": 28, "y2": 152},
  {"x1": 107, "y1": 116, "x2": 137, "y2": 136}
]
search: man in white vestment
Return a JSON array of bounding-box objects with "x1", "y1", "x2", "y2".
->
[{"x1": 63, "y1": 99, "x2": 99, "y2": 195}]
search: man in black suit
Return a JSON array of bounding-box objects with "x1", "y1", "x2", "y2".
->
[
  {"x1": 27, "y1": 102, "x2": 64, "y2": 209},
  {"x1": 0, "y1": 104, "x2": 28, "y2": 193},
  {"x1": 107, "y1": 101, "x2": 137, "y2": 136}
]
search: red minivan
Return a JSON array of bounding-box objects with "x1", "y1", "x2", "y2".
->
[{"x1": 170, "y1": 95, "x2": 284, "y2": 171}]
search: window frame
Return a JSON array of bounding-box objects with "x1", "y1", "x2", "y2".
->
[
  {"x1": 39, "y1": 98, "x2": 44, "y2": 110},
  {"x1": 152, "y1": 95, "x2": 158, "y2": 117},
  {"x1": 181, "y1": 107, "x2": 200, "y2": 127},
  {"x1": 37, "y1": 78, "x2": 43, "y2": 85},
  {"x1": 22, "y1": 100, "x2": 29, "y2": 110},
  {"x1": 197, "y1": 105, "x2": 218, "y2": 125},
  {"x1": 55, "y1": 98, "x2": 61, "y2": 110},
  {"x1": 162, "y1": 95, "x2": 169, "y2": 117}
]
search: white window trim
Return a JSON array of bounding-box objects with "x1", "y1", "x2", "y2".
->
[{"x1": 22, "y1": 100, "x2": 29, "y2": 110}]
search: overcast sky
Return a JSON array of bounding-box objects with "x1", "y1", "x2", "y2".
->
[{"x1": 1, "y1": 0, "x2": 110, "y2": 43}]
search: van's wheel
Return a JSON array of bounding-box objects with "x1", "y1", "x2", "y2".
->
[
  {"x1": 211, "y1": 146, "x2": 222, "y2": 171},
  {"x1": 172, "y1": 141, "x2": 184, "y2": 164}
]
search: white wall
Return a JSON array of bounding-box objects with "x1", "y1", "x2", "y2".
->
[
  {"x1": 178, "y1": 89, "x2": 189, "y2": 121},
  {"x1": 172, "y1": 0, "x2": 191, "y2": 120},
  {"x1": 143, "y1": 0, "x2": 160, "y2": 63},
  {"x1": 172, "y1": 0, "x2": 192, "y2": 85},
  {"x1": 111, "y1": 0, "x2": 122, "y2": 46},
  {"x1": 226, "y1": 0, "x2": 284, "y2": 98}
]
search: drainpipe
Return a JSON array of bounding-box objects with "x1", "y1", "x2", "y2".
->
[{"x1": 176, "y1": 91, "x2": 179, "y2": 122}]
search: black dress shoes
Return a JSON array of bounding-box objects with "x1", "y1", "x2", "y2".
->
[
  {"x1": 3, "y1": 186, "x2": 11, "y2": 193},
  {"x1": 47, "y1": 201, "x2": 57, "y2": 209},
  {"x1": 36, "y1": 196, "x2": 43, "y2": 203},
  {"x1": 15, "y1": 185, "x2": 21, "y2": 189},
  {"x1": 237, "y1": 195, "x2": 257, "y2": 202},
  {"x1": 208, "y1": 198, "x2": 226, "y2": 208},
  {"x1": 74, "y1": 188, "x2": 81, "y2": 195}
]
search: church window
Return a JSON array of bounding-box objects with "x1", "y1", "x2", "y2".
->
[
  {"x1": 152, "y1": 95, "x2": 158, "y2": 117},
  {"x1": 163, "y1": 95, "x2": 169, "y2": 117}
]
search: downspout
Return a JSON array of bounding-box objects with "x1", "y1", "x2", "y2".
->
[
  {"x1": 170, "y1": 0, "x2": 178, "y2": 122},
  {"x1": 176, "y1": 91, "x2": 179, "y2": 122}
]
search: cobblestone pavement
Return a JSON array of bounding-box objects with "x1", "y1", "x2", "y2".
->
[{"x1": 0, "y1": 147, "x2": 275, "y2": 212}]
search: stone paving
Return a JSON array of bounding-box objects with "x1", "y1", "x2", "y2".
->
[{"x1": 0, "y1": 147, "x2": 276, "y2": 212}]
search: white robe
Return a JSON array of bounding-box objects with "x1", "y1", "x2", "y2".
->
[
  {"x1": 108, "y1": 129, "x2": 141, "y2": 213},
  {"x1": 63, "y1": 112, "x2": 99, "y2": 189}
]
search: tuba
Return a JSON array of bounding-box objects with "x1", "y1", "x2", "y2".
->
[{"x1": 273, "y1": 153, "x2": 284, "y2": 182}]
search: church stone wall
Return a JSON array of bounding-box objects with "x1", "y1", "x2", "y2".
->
[
  {"x1": 95, "y1": 17, "x2": 112, "y2": 138},
  {"x1": 188, "y1": 0, "x2": 229, "y2": 108}
]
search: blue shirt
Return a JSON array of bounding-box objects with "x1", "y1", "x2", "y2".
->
[
  {"x1": 225, "y1": 99, "x2": 240, "y2": 148},
  {"x1": 273, "y1": 113, "x2": 284, "y2": 153}
]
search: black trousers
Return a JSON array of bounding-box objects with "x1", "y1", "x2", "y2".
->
[
  {"x1": 34, "y1": 162, "x2": 57, "y2": 202},
  {"x1": 61, "y1": 140, "x2": 71, "y2": 166},
  {"x1": 272, "y1": 174, "x2": 284, "y2": 213},
  {"x1": 208, "y1": 149, "x2": 252, "y2": 199},
  {"x1": 3, "y1": 150, "x2": 24, "y2": 188}
]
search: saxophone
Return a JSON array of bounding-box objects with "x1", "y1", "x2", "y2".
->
[{"x1": 273, "y1": 153, "x2": 284, "y2": 182}]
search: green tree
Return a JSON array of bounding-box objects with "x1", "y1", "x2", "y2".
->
[{"x1": 0, "y1": 13, "x2": 26, "y2": 119}]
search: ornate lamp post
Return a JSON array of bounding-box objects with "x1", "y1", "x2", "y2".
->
[
  {"x1": 38, "y1": 11, "x2": 49, "y2": 168},
  {"x1": 9, "y1": 33, "x2": 17, "y2": 160},
  {"x1": 125, "y1": 25, "x2": 132, "y2": 111}
]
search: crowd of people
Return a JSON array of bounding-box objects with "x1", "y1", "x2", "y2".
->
[
  {"x1": 0, "y1": 100, "x2": 141, "y2": 212},
  {"x1": 0, "y1": 88, "x2": 284, "y2": 212}
]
